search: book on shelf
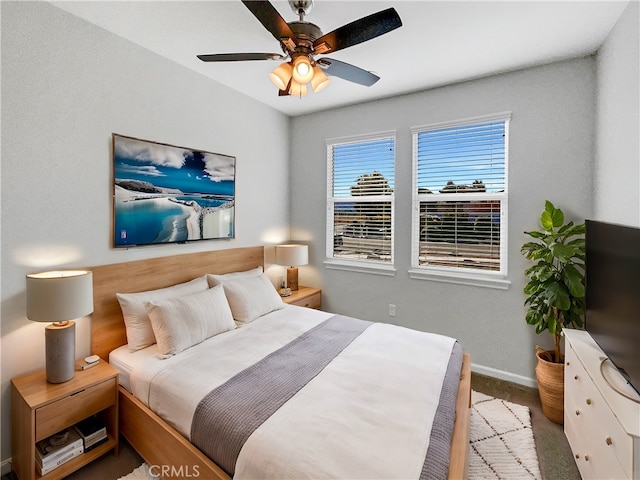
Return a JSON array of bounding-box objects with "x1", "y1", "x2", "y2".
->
[
  {"x1": 35, "y1": 428, "x2": 83, "y2": 474},
  {"x1": 84, "y1": 435, "x2": 108, "y2": 452},
  {"x1": 73, "y1": 415, "x2": 108, "y2": 451},
  {"x1": 36, "y1": 446, "x2": 83, "y2": 476}
]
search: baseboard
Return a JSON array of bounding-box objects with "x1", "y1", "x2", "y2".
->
[
  {"x1": 1, "y1": 457, "x2": 12, "y2": 476},
  {"x1": 471, "y1": 362, "x2": 538, "y2": 389}
]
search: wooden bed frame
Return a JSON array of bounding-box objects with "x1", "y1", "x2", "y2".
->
[{"x1": 89, "y1": 246, "x2": 471, "y2": 479}]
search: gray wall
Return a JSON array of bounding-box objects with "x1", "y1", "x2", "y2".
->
[
  {"x1": 290, "y1": 57, "x2": 597, "y2": 386},
  {"x1": 595, "y1": 1, "x2": 640, "y2": 226},
  {"x1": 2, "y1": 0, "x2": 639, "y2": 472},
  {"x1": 1, "y1": 1, "x2": 290, "y2": 462}
]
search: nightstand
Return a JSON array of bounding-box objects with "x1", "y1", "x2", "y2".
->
[
  {"x1": 282, "y1": 286, "x2": 322, "y2": 309},
  {"x1": 11, "y1": 359, "x2": 119, "y2": 480}
]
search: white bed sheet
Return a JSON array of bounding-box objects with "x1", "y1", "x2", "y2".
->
[{"x1": 109, "y1": 342, "x2": 160, "y2": 393}]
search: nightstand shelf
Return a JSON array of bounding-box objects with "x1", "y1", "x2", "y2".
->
[
  {"x1": 11, "y1": 360, "x2": 119, "y2": 480},
  {"x1": 282, "y1": 286, "x2": 322, "y2": 309}
]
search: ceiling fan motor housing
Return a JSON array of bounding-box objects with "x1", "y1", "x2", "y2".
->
[{"x1": 288, "y1": 21, "x2": 323, "y2": 47}]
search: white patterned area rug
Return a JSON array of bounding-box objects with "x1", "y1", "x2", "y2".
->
[
  {"x1": 118, "y1": 391, "x2": 542, "y2": 480},
  {"x1": 117, "y1": 463, "x2": 154, "y2": 480},
  {"x1": 470, "y1": 390, "x2": 542, "y2": 479}
]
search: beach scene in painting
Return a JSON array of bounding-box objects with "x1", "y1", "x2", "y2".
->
[{"x1": 113, "y1": 135, "x2": 235, "y2": 247}]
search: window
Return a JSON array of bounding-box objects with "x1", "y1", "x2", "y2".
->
[
  {"x1": 410, "y1": 113, "x2": 510, "y2": 288},
  {"x1": 326, "y1": 132, "x2": 395, "y2": 274}
]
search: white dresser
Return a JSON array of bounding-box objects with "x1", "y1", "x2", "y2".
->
[{"x1": 564, "y1": 329, "x2": 640, "y2": 479}]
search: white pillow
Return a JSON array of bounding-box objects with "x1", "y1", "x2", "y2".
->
[
  {"x1": 206, "y1": 266, "x2": 263, "y2": 288},
  {"x1": 145, "y1": 284, "x2": 235, "y2": 357},
  {"x1": 116, "y1": 276, "x2": 209, "y2": 351},
  {"x1": 221, "y1": 274, "x2": 284, "y2": 325}
]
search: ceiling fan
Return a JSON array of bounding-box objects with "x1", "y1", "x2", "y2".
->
[{"x1": 197, "y1": 0, "x2": 402, "y2": 97}]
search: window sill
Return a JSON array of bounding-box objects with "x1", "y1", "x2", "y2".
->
[
  {"x1": 408, "y1": 268, "x2": 511, "y2": 290},
  {"x1": 324, "y1": 259, "x2": 397, "y2": 277}
]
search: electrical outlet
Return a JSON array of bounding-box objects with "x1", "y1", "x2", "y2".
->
[{"x1": 388, "y1": 304, "x2": 396, "y2": 317}]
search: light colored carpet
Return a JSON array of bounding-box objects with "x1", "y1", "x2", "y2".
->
[
  {"x1": 118, "y1": 391, "x2": 542, "y2": 480},
  {"x1": 470, "y1": 391, "x2": 542, "y2": 479}
]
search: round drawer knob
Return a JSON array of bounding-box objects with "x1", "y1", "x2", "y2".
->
[
  {"x1": 575, "y1": 453, "x2": 580, "y2": 459},
  {"x1": 586, "y1": 398, "x2": 592, "y2": 405},
  {"x1": 567, "y1": 361, "x2": 571, "y2": 366},
  {"x1": 575, "y1": 410, "x2": 580, "y2": 416},
  {"x1": 606, "y1": 436, "x2": 613, "y2": 446},
  {"x1": 574, "y1": 375, "x2": 579, "y2": 380},
  {"x1": 585, "y1": 455, "x2": 590, "y2": 461}
]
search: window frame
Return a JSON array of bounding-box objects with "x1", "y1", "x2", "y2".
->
[
  {"x1": 409, "y1": 113, "x2": 511, "y2": 289},
  {"x1": 325, "y1": 131, "x2": 397, "y2": 276}
]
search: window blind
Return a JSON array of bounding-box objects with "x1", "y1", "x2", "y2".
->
[
  {"x1": 413, "y1": 117, "x2": 508, "y2": 274},
  {"x1": 328, "y1": 135, "x2": 395, "y2": 264}
]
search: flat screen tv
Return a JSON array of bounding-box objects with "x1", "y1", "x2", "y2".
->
[
  {"x1": 112, "y1": 134, "x2": 236, "y2": 247},
  {"x1": 585, "y1": 219, "x2": 640, "y2": 396}
]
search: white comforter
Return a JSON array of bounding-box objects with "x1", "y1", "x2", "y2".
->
[{"x1": 113, "y1": 305, "x2": 457, "y2": 479}]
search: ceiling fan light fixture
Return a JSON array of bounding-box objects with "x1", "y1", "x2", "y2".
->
[
  {"x1": 288, "y1": 79, "x2": 308, "y2": 97},
  {"x1": 311, "y1": 66, "x2": 330, "y2": 93},
  {"x1": 269, "y1": 62, "x2": 293, "y2": 90},
  {"x1": 292, "y1": 56, "x2": 314, "y2": 84}
]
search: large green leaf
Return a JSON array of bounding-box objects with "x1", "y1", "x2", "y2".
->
[
  {"x1": 563, "y1": 264, "x2": 585, "y2": 297},
  {"x1": 552, "y1": 243, "x2": 580, "y2": 262},
  {"x1": 541, "y1": 201, "x2": 564, "y2": 230},
  {"x1": 524, "y1": 230, "x2": 547, "y2": 240},
  {"x1": 524, "y1": 279, "x2": 547, "y2": 295},
  {"x1": 544, "y1": 282, "x2": 571, "y2": 310}
]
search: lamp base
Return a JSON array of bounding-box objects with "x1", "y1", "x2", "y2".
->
[
  {"x1": 45, "y1": 321, "x2": 76, "y2": 383},
  {"x1": 286, "y1": 267, "x2": 299, "y2": 291}
]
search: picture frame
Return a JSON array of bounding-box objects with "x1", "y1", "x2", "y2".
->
[{"x1": 112, "y1": 134, "x2": 235, "y2": 247}]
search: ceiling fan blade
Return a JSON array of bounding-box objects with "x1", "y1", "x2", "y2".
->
[
  {"x1": 242, "y1": 0, "x2": 297, "y2": 51},
  {"x1": 197, "y1": 53, "x2": 284, "y2": 62},
  {"x1": 318, "y1": 58, "x2": 380, "y2": 87},
  {"x1": 313, "y1": 8, "x2": 402, "y2": 55}
]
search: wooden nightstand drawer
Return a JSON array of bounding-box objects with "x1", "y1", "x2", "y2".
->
[
  {"x1": 36, "y1": 377, "x2": 116, "y2": 442},
  {"x1": 288, "y1": 291, "x2": 321, "y2": 309}
]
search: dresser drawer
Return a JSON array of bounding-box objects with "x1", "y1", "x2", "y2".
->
[
  {"x1": 289, "y1": 291, "x2": 321, "y2": 309},
  {"x1": 35, "y1": 378, "x2": 116, "y2": 441},
  {"x1": 566, "y1": 346, "x2": 632, "y2": 478},
  {"x1": 565, "y1": 408, "x2": 597, "y2": 479}
]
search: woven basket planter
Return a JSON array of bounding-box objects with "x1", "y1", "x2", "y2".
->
[{"x1": 535, "y1": 348, "x2": 565, "y2": 424}]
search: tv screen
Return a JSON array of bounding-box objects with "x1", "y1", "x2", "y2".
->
[
  {"x1": 112, "y1": 134, "x2": 236, "y2": 247},
  {"x1": 585, "y1": 220, "x2": 640, "y2": 395}
]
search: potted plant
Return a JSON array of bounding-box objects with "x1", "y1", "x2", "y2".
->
[{"x1": 521, "y1": 200, "x2": 585, "y2": 424}]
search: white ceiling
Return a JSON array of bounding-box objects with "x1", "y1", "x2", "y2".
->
[{"x1": 51, "y1": 1, "x2": 629, "y2": 117}]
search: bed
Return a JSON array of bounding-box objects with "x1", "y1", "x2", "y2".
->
[{"x1": 89, "y1": 246, "x2": 471, "y2": 479}]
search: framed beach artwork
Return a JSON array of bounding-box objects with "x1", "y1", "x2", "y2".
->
[{"x1": 112, "y1": 134, "x2": 235, "y2": 247}]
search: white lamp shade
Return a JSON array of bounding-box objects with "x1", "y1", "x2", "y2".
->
[
  {"x1": 288, "y1": 80, "x2": 308, "y2": 97},
  {"x1": 269, "y1": 62, "x2": 293, "y2": 90},
  {"x1": 275, "y1": 244, "x2": 309, "y2": 267},
  {"x1": 311, "y1": 66, "x2": 330, "y2": 93},
  {"x1": 27, "y1": 270, "x2": 94, "y2": 322},
  {"x1": 292, "y1": 56, "x2": 314, "y2": 84}
]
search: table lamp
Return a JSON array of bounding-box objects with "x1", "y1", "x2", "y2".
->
[
  {"x1": 275, "y1": 244, "x2": 308, "y2": 291},
  {"x1": 26, "y1": 270, "x2": 93, "y2": 383}
]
